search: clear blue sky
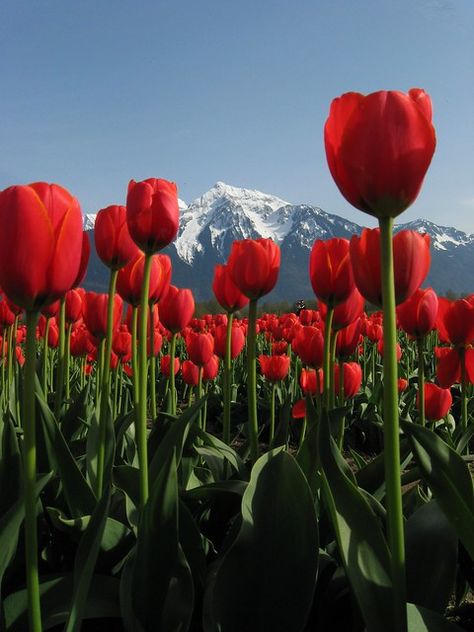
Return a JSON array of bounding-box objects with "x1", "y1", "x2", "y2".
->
[{"x1": 1, "y1": 1, "x2": 473, "y2": 231}]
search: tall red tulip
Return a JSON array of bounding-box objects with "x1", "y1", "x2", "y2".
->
[
  {"x1": 126, "y1": 178, "x2": 179, "y2": 254},
  {"x1": 186, "y1": 331, "x2": 214, "y2": 367},
  {"x1": 292, "y1": 326, "x2": 324, "y2": 368},
  {"x1": 319, "y1": 287, "x2": 364, "y2": 330},
  {"x1": 0, "y1": 183, "x2": 83, "y2": 309},
  {"x1": 159, "y1": 286, "x2": 195, "y2": 333},
  {"x1": 350, "y1": 228, "x2": 431, "y2": 306},
  {"x1": 214, "y1": 323, "x2": 245, "y2": 359},
  {"x1": 417, "y1": 383, "x2": 452, "y2": 421},
  {"x1": 397, "y1": 288, "x2": 438, "y2": 338},
  {"x1": 334, "y1": 361, "x2": 362, "y2": 399},
  {"x1": 212, "y1": 264, "x2": 249, "y2": 313},
  {"x1": 309, "y1": 238, "x2": 355, "y2": 306},
  {"x1": 258, "y1": 354, "x2": 291, "y2": 382},
  {"x1": 227, "y1": 238, "x2": 280, "y2": 300},
  {"x1": 182, "y1": 359, "x2": 200, "y2": 386},
  {"x1": 83, "y1": 292, "x2": 123, "y2": 340},
  {"x1": 65, "y1": 289, "x2": 83, "y2": 324},
  {"x1": 324, "y1": 89, "x2": 436, "y2": 219},
  {"x1": 117, "y1": 252, "x2": 163, "y2": 307},
  {"x1": 94, "y1": 204, "x2": 139, "y2": 270}
]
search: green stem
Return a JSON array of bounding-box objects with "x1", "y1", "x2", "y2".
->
[
  {"x1": 203, "y1": 382, "x2": 208, "y2": 432},
  {"x1": 337, "y1": 358, "x2": 346, "y2": 449},
  {"x1": 417, "y1": 337, "x2": 425, "y2": 427},
  {"x1": 7, "y1": 324, "x2": 13, "y2": 395},
  {"x1": 461, "y1": 348, "x2": 468, "y2": 431},
  {"x1": 65, "y1": 324, "x2": 71, "y2": 401},
  {"x1": 149, "y1": 305, "x2": 157, "y2": 421},
  {"x1": 137, "y1": 254, "x2": 153, "y2": 509},
  {"x1": 42, "y1": 318, "x2": 50, "y2": 395},
  {"x1": 329, "y1": 330, "x2": 338, "y2": 409},
  {"x1": 379, "y1": 216, "x2": 407, "y2": 631},
  {"x1": 169, "y1": 333, "x2": 177, "y2": 415},
  {"x1": 247, "y1": 299, "x2": 259, "y2": 463},
  {"x1": 269, "y1": 382, "x2": 276, "y2": 444},
  {"x1": 131, "y1": 307, "x2": 139, "y2": 410},
  {"x1": 197, "y1": 366, "x2": 203, "y2": 429},
  {"x1": 23, "y1": 310, "x2": 42, "y2": 632},
  {"x1": 54, "y1": 298, "x2": 66, "y2": 419},
  {"x1": 323, "y1": 306, "x2": 334, "y2": 410},
  {"x1": 223, "y1": 312, "x2": 234, "y2": 446},
  {"x1": 96, "y1": 269, "x2": 118, "y2": 499}
]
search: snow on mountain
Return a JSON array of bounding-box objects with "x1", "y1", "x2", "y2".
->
[{"x1": 395, "y1": 218, "x2": 474, "y2": 251}]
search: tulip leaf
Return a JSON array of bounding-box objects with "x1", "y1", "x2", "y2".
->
[
  {"x1": 406, "y1": 603, "x2": 463, "y2": 631},
  {"x1": 401, "y1": 420, "x2": 474, "y2": 560},
  {"x1": 60, "y1": 382, "x2": 91, "y2": 442},
  {"x1": 206, "y1": 449, "x2": 319, "y2": 632},
  {"x1": 123, "y1": 450, "x2": 194, "y2": 631},
  {"x1": 38, "y1": 392, "x2": 96, "y2": 517},
  {"x1": 3, "y1": 574, "x2": 120, "y2": 631},
  {"x1": 405, "y1": 500, "x2": 457, "y2": 613},
  {"x1": 318, "y1": 411, "x2": 393, "y2": 632},
  {"x1": 0, "y1": 416, "x2": 22, "y2": 515},
  {"x1": 356, "y1": 436, "x2": 412, "y2": 500}
]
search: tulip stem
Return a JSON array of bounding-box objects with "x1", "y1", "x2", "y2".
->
[
  {"x1": 96, "y1": 269, "x2": 118, "y2": 499},
  {"x1": 42, "y1": 317, "x2": 50, "y2": 395},
  {"x1": 131, "y1": 307, "x2": 139, "y2": 409},
  {"x1": 169, "y1": 333, "x2": 177, "y2": 415},
  {"x1": 137, "y1": 254, "x2": 153, "y2": 509},
  {"x1": 337, "y1": 358, "x2": 346, "y2": 449},
  {"x1": 417, "y1": 337, "x2": 425, "y2": 427},
  {"x1": 197, "y1": 366, "x2": 203, "y2": 429},
  {"x1": 54, "y1": 298, "x2": 66, "y2": 419},
  {"x1": 379, "y1": 216, "x2": 407, "y2": 631},
  {"x1": 323, "y1": 306, "x2": 334, "y2": 410},
  {"x1": 149, "y1": 305, "x2": 157, "y2": 421},
  {"x1": 223, "y1": 312, "x2": 234, "y2": 447},
  {"x1": 247, "y1": 299, "x2": 259, "y2": 464},
  {"x1": 460, "y1": 348, "x2": 468, "y2": 432},
  {"x1": 65, "y1": 324, "x2": 71, "y2": 401},
  {"x1": 24, "y1": 309, "x2": 42, "y2": 632},
  {"x1": 269, "y1": 382, "x2": 276, "y2": 445}
]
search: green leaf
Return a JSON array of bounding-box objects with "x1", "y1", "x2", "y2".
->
[
  {"x1": 401, "y1": 420, "x2": 474, "y2": 560},
  {"x1": 38, "y1": 393, "x2": 96, "y2": 518},
  {"x1": 0, "y1": 473, "x2": 51, "y2": 593},
  {"x1": 405, "y1": 500, "x2": 457, "y2": 613},
  {"x1": 318, "y1": 412, "x2": 393, "y2": 632},
  {"x1": 356, "y1": 436, "x2": 412, "y2": 500},
  {"x1": 406, "y1": 603, "x2": 464, "y2": 631},
  {"x1": 207, "y1": 449, "x2": 319, "y2": 632},
  {"x1": 61, "y1": 382, "x2": 91, "y2": 442},
  {"x1": 125, "y1": 450, "x2": 194, "y2": 631},
  {"x1": 0, "y1": 416, "x2": 22, "y2": 515},
  {"x1": 64, "y1": 488, "x2": 111, "y2": 632},
  {"x1": 4, "y1": 574, "x2": 120, "y2": 631}
]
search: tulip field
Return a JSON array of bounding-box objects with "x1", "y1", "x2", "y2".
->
[{"x1": 1, "y1": 88, "x2": 474, "y2": 632}]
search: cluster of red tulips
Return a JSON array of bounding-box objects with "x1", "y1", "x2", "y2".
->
[{"x1": 2, "y1": 87, "x2": 474, "y2": 632}]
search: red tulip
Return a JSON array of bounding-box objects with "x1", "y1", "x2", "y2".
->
[
  {"x1": 182, "y1": 360, "x2": 200, "y2": 386},
  {"x1": 272, "y1": 341, "x2": 289, "y2": 355},
  {"x1": 83, "y1": 292, "x2": 123, "y2": 340},
  {"x1": 117, "y1": 252, "x2": 163, "y2": 307},
  {"x1": 94, "y1": 205, "x2": 139, "y2": 270},
  {"x1": 292, "y1": 326, "x2": 324, "y2": 368},
  {"x1": 336, "y1": 319, "x2": 362, "y2": 358},
  {"x1": 292, "y1": 399, "x2": 307, "y2": 419},
  {"x1": 47, "y1": 323, "x2": 59, "y2": 348},
  {"x1": 113, "y1": 328, "x2": 132, "y2": 362},
  {"x1": 435, "y1": 347, "x2": 474, "y2": 388},
  {"x1": 160, "y1": 354, "x2": 180, "y2": 377},
  {"x1": 0, "y1": 182, "x2": 83, "y2": 309},
  {"x1": 203, "y1": 354, "x2": 220, "y2": 381},
  {"x1": 300, "y1": 368, "x2": 323, "y2": 395},
  {"x1": 350, "y1": 228, "x2": 431, "y2": 306},
  {"x1": 436, "y1": 298, "x2": 474, "y2": 346},
  {"x1": 397, "y1": 288, "x2": 438, "y2": 338},
  {"x1": 324, "y1": 89, "x2": 436, "y2": 218},
  {"x1": 417, "y1": 383, "x2": 452, "y2": 421},
  {"x1": 258, "y1": 354, "x2": 291, "y2": 382},
  {"x1": 227, "y1": 238, "x2": 280, "y2": 300},
  {"x1": 41, "y1": 300, "x2": 61, "y2": 319},
  {"x1": 212, "y1": 264, "x2": 249, "y2": 313},
  {"x1": 70, "y1": 328, "x2": 94, "y2": 357},
  {"x1": 213, "y1": 324, "x2": 245, "y2": 360},
  {"x1": 186, "y1": 331, "x2": 214, "y2": 366},
  {"x1": 319, "y1": 287, "x2": 364, "y2": 330},
  {"x1": 65, "y1": 289, "x2": 83, "y2": 324},
  {"x1": 126, "y1": 178, "x2": 179, "y2": 254},
  {"x1": 147, "y1": 330, "x2": 163, "y2": 357},
  {"x1": 398, "y1": 378, "x2": 409, "y2": 393},
  {"x1": 334, "y1": 362, "x2": 362, "y2": 399},
  {"x1": 309, "y1": 238, "x2": 355, "y2": 305},
  {"x1": 151, "y1": 254, "x2": 172, "y2": 304},
  {"x1": 377, "y1": 339, "x2": 402, "y2": 362},
  {"x1": 0, "y1": 300, "x2": 16, "y2": 329},
  {"x1": 159, "y1": 286, "x2": 195, "y2": 333}
]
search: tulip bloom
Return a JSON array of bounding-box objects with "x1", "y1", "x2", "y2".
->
[
  {"x1": 213, "y1": 324, "x2": 245, "y2": 359},
  {"x1": 83, "y1": 292, "x2": 123, "y2": 340},
  {"x1": 417, "y1": 383, "x2": 452, "y2": 421},
  {"x1": 397, "y1": 288, "x2": 438, "y2": 338},
  {"x1": 117, "y1": 252, "x2": 163, "y2": 307},
  {"x1": 292, "y1": 326, "x2": 324, "y2": 368},
  {"x1": 159, "y1": 286, "x2": 195, "y2": 334},
  {"x1": 258, "y1": 354, "x2": 291, "y2": 382},
  {"x1": 227, "y1": 238, "x2": 280, "y2": 300},
  {"x1": 334, "y1": 361, "x2": 363, "y2": 399},
  {"x1": 309, "y1": 238, "x2": 355, "y2": 306},
  {"x1": 94, "y1": 204, "x2": 139, "y2": 270},
  {"x1": 350, "y1": 228, "x2": 431, "y2": 307},
  {"x1": 126, "y1": 178, "x2": 179, "y2": 254},
  {"x1": 0, "y1": 182, "x2": 83, "y2": 309},
  {"x1": 319, "y1": 287, "x2": 364, "y2": 330},
  {"x1": 160, "y1": 355, "x2": 180, "y2": 377},
  {"x1": 65, "y1": 289, "x2": 83, "y2": 324},
  {"x1": 300, "y1": 368, "x2": 323, "y2": 396},
  {"x1": 336, "y1": 318, "x2": 362, "y2": 358},
  {"x1": 182, "y1": 359, "x2": 200, "y2": 386},
  {"x1": 212, "y1": 264, "x2": 249, "y2": 313},
  {"x1": 203, "y1": 354, "x2": 220, "y2": 382},
  {"x1": 324, "y1": 88, "x2": 436, "y2": 219},
  {"x1": 186, "y1": 331, "x2": 214, "y2": 366}
]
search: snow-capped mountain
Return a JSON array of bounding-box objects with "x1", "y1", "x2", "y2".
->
[{"x1": 83, "y1": 182, "x2": 474, "y2": 301}]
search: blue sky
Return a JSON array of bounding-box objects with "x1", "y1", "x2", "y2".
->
[{"x1": 1, "y1": 1, "x2": 473, "y2": 231}]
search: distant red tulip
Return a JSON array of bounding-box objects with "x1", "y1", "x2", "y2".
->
[
  {"x1": 212, "y1": 264, "x2": 249, "y2": 312},
  {"x1": 292, "y1": 399, "x2": 307, "y2": 419},
  {"x1": 378, "y1": 339, "x2": 402, "y2": 362},
  {"x1": 160, "y1": 354, "x2": 180, "y2": 377},
  {"x1": 147, "y1": 330, "x2": 163, "y2": 357},
  {"x1": 65, "y1": 289, "x2": 83, "y2": 324},
  {"x1": 117, "y1": 252, "x2": 163, "y2": 307},
  {"x1": 309, "y1": 238, "x2": 355, "y2": 306},
  {"x1": 398, "y1": 378, "x2": 409, "y2": 393},
  {"x1": 300, "y1": 368, "x2": 323, "y2": 395},
  {"x1": 258, "y1": 354, "x2": 291, "y2": 382},
  {"x1": 203, "y1": 354, "x2": 220, "y2": 381},
  {"x1": 350, "y1": 228, "x2": 431, "y2": 306},
  {"x1": 0, "y1": 182, "x2": 83, "y2": 309},
  {"x1": 113, "y1": 328, "x2": 132, "y2": 362},
  {"x1": 159, "y1": 286, "x2": 195, "y2": 333},
  {"x1": 292, "y1": 326, "x2": 324, "y2": 368},
  {"x1": 83, "y1": 292, "x2": 123, "y2": 340},
  {"x1": 417, "y1": 383, "x2": 452, "y2": 421},
  {"x1": 47, "y1": 323, "x2": 59, "y2": 348},
  {"x1": 94, "y1": 205, "x2": 139, "y2": 270},
  {"x1": 227, "y1": 238, "x2": 280, "y2": 300},
  {"x1": 213, "y1": 324, "x2": 245, "y2": 359},
  {"x1": 126, "y1": 178, "x2": 179, "y2": 254},
  {"x1": 70, "y1": 328, "x2": 94, "y2": 357},
  {"x1": 272, "y1": 341, "x2": 289, "y2": 355},
  {"x1": 41, "y1": 300, "x2": 61, "y2": 319},
  {"x1": 324, "y1": 89, "x2": 436, "y2": 218},
  {"x1": 186, "y1": 331, "x2": 214, "y2": 366},
  {"x1": 397, "y1": 287, "x2": 438, "y2": 338},
  {"x1": 319, "y1": 287, "x2": 364, "y2": 330},
  {"x1": 182, "y1": 360, "x2": 200, "y2": 386},
  {"x1": 336, "y1": 318, "x2": 362, "y2": 358},
  {"x1": 334, "y1": 362, "x2": 362, "y2": 399}
]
